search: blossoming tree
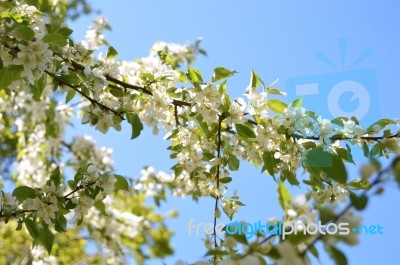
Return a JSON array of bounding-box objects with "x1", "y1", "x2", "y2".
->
[{"x1": 1, "y1": 1, "x2": 399, "y2": 264}]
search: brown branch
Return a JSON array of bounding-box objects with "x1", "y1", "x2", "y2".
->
[
  {"x1": 44, "y1": 70, "x2": 125, "y2": 120},
  {"x1": 67, "y1": 57, "x2": 193, "y2": 107},
  {"x1": 293, "y1": 132, "x2": 400, "y2": 142},
  {"x1": 174, "y1": 104, "x2": 180, "y2": 127},
  {"x1": 247, "y1": 117, "x2": 400, "y2": 142},
  {"x1": 3, "y1": 42, "x2": 398, "y2": 142},
  {"x1": 213, "y1": 116, "x2": 223, "y2": 252},
  {"x1": 0, "y1": 180, "x2": 98, "y2": 221},
  {"x1": 63, "y1": 180, "x2": 97, "y2": 200},
  {"x1": 256, "y1": 160, "x2": 392, "y2": 256},
  {"x1": 0, "y1": 209, "x2": 35, "y2": 219},
  {"x1": 68, "y1": 59, "x2": 153, "y2": 95},
  {"x1": 300, "y1": 165, "x2": 389, "y2": 256}
]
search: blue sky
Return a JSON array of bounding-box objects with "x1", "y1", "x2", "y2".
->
[{"x1": 68, "y1": 1, "x2": 400, "y2": 264}]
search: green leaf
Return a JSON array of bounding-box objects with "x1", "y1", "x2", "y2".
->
[
  {"x1": 320, "y1": 207, "x2": 336, "y2": 224},
  {"x1": 345, "y1": 144, "x2": 355, "y2": 164},
  {"x1": 106, "y1": 46, "x2": 119, "y2": 59},
  {"x1": 186, "y1": 66, "x2": 203, "y2": 85},
  {"x1": 42, "y1": 33, "x2": 68, "y2": 46},
  {"x1": 25, "y1": 219, "x2": 39, "y2": 239},
  {"x1": 12, "y1": 186, "x2": 36, "y2": 203},
  {"x1": 266, "y1": 246, "x2": 281, "y2": 259},
  {"x1": 348, "y1": 178, "x2": 371, "y2": 190},
  {"x1": 195, "y1": 116, "x2": 211, "y2": 137},
  {"x1": 67, "y1": 180, "x2": 77, "y2": 190},
  {"x1": 262, "y1": 152, "x2": 276, "y2": 176},
  {"x1": 325, "y1": 154, "x2": 348, "y2": 184},
  {"x1": 235, "y1": 124, "x2": 256, "y2": 138},
  {"x1": 267, "y1": 99, "x2": 288, "y2": 114},
  {"x1": 267, "y1": 87, "x2": 286, "y2": 95},
  {"x1": 291, "y1": 98, "x2": 303, "y2": 108},
  {"x1": 331, "y1": 117, "x2": 348, "y2": 127},
  {"x1": 329, "y1": 246, "x2": 348, "y2": 265},
  {"x1": 246, "y1": 69, "x2": 265, "y2": 94},
  {"x1": 109, "y1": 87, "x2": 124, "y2": 97},
  {"x1": 114, "y1": 174, "x2": 129, "y2": 191},
  {"x1": 39, "y1": 226, "x2": 54, "y2": 254},
  {"x1": 303, "y1": 146, "x2": 333, "y2": 168},
  {"x1": 258, "y1": 256, "x2": 268, "y2": 265},
  {"x1": 16, "y1": 221, "x2": 23, "y2": 231},
  {"x1": 49, "y1": 166, "x2": 61, "y2": 186},
  {"x1": 277, "y1": 181, "x2": 291, "y2": 210},
  {"x1": 350, "y1": 193, "x2": 368, "y2": 211},
  {"x1": 59, "y1": 72, "x2": 81, "y2": 85},
  {"x1": 0, "y1": 65, "x2": 23, "y2": 89},
  {"x1": 12, "y1": 25, "x2": 35, "y2": 41},
  {"x1": 74, "y1": 169, "x2": 84, "y2": 183},
  {"x1": 212, "y1": 67, "x2": 237, "y2": 82},
  {"x1": 55, "y1": 214, "x2": 67, "y2": 233},
  {"x1": 309, "y1": 245, "x2": 320, "y2": 260},
  {"x1": 30, "y1": 75, "x2": 47, "y2": 101},
  {"x1": 126, "y1": 112, "x2": 143, "y2": 139},
  {"x1": 57, "y1": 27, "x2": 73, "y2": 37},
  {"x1": 336, "y1": 147, "x2": 354, "y2": 164},
  {"x1": 94, "y1": 200, "x2": 108, "y2": 215},
  {"x1": 302, "y1": 141, "x2": 317, "y2": 150},
  {"x1": 204, "y1": 249, "x2": 229, "y2": 257},
  {"x1": 286, "y1": 232, "x2": 313, "y2": 244},
  {"x1": 367, "y1": 119, "x2": 396, "y2": 131},
  {"x1": 362, "y1": 143, "x2": 369, "y2": 157},
  {"x1": 157, "y1": 51, "x2": 174, "y2": 66},
  {"x1": 227, "y1": 155, "x2": 240, "y2": 171},
  {"x1": 231, "y1": 232, "x2": 248, "y2": 245},
  {"x1": 369, "y1": 144, "x2": 381, "y2": 157},
  {"x1": 285, "y1": 170, "x2": 300, "y2": 186},
  {"x1": 219, "y1": 177, "x2": 232, "y2": 184},
  {"x1": 303, "y1": 147, "x2": 347, "y2": 184},
  {"x1": 65, "y1": 89, "x2": 76, "y2": 103},
  {"x1": 393, "y1": 157, "x2": 400, "y2": 189},
  {"x1": 0, "y1": 2, "x2": 16, "y2": 9},
  {"x1": 65, "y1": 200, "x2": 77, "y2": 210}
]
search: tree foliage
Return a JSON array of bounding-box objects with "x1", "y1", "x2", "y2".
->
[{"x1": 0, "y1": 1, "x2": 399, "y2": 264}]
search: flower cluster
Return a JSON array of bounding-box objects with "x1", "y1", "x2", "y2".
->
[
  {"x1": 70, "y1": 135, "x2": 114, "y2": 170},
  {"x1": 81, "y1": 17, "x2": 110, "y2": 49},
  {"x1": 1, "y1": 1, "x2": 400, "y2": 264},
  {"x1": 22, "y1": 182, "x2": 61, "y2": 226}
]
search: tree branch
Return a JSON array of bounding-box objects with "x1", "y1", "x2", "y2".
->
[
  {"x1": 300, "y1": 164, "x2": 390, "y2": 255},
  {"x1": 44, "y1": 70, "x2": 125, "y2": 120},
  {"x1": 0, "y1": 180, "x2": 97, "y2": 221},
  {"x1": 213, "y1": 115, "x2": 223, "y2": 253},
  {"x1": 3, "y1": 43, "x2": 398, "y2": 143}
]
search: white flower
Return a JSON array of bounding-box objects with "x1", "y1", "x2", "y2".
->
[
  {"x1": 316, "y1": 184, "x2": 348, "y2": 204},
  {"x1": 318, "y1": 117, "x2": 333, "y2": 135},
  {"x1": 74, "y1": 193, "x2": 95, "y2": 220},
  {"x1": 37, "y1": 202, "x2": 58, "y2": 226},
  {"x1": 99, "y1": 173, "x2": 116, "y2": 195},
  {"x1": 31, "y1": 245, "x2": 57, "y2": 265},
  {"x1": 343, "y1": 120, "x2": 365, "y2": 138},
  {"x1": 95, "y1": 113, "x2": 115, "y2": 134},
  {"x1": 276, "y1": 241, "x2": 303, "y2": 265},
  {"x1": 0, "y1": 192, "x2": 18, "y2": 207},
  {"x1": 293, "y1": 194, "x2": 307, "y2": 208}
]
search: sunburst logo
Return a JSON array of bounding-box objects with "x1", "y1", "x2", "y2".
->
[{"x1": 286, "y1": 39, "x2": 380, "y2": 124}]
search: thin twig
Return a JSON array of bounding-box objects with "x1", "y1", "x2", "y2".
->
[
  {"x1": 300, "y1": 165, "x2": 389, "y2": 255},
  {"x1": 44, "y1": 70, "x2": 124, "y2": 119},
  {"x1": 213, "y1": 116, "x2": 223, "y2": 251}
]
